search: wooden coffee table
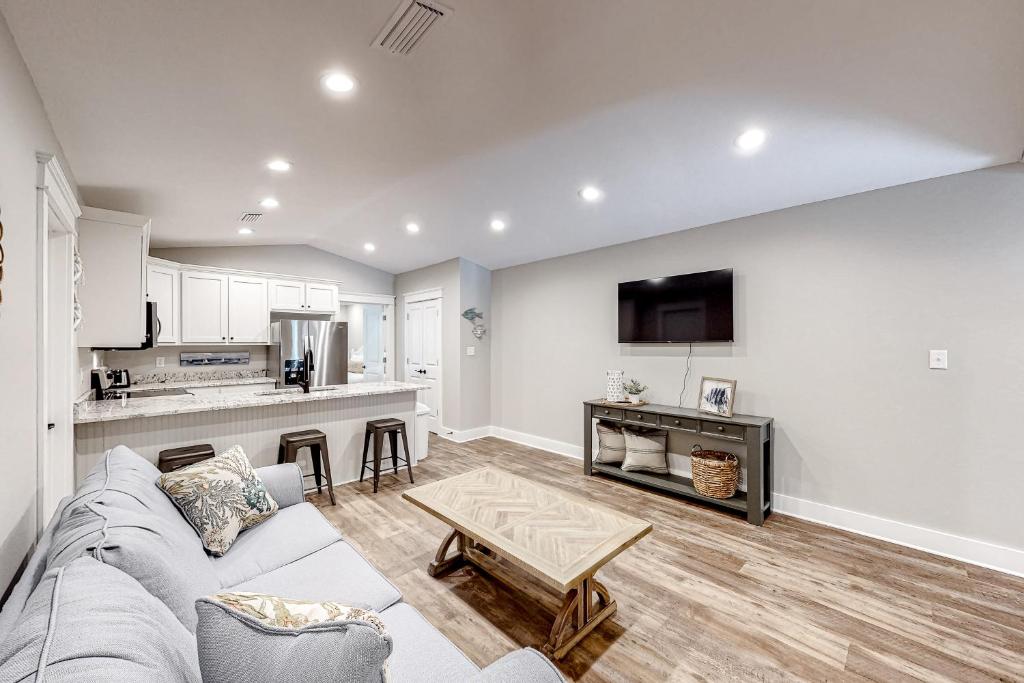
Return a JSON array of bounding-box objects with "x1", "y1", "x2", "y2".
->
[{"x1": 402, "y1": 467, "x2": 652, "y2": 659}]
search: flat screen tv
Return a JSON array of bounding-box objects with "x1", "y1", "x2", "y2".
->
[{"x1": 618, "y1": 268, "x2": 733, "y2": 343}]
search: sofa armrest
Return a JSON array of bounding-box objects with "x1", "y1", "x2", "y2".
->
[
  {"x1": 476, "y1": 648, "x2": 565, "y2": 682},
  {"x1": 255, "y1": 463, "x2": 305, "y2": 508}
]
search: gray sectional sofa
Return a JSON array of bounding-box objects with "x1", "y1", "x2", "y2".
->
[{"x1": 0, "y1": 446, "x2": 564, "y2": 682}]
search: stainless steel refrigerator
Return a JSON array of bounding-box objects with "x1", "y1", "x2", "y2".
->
[{"x1": 270, "y1": 320, "x2": 348, "y2": 388}]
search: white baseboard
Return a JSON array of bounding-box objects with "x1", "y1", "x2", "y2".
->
[
  {"x1": 772, "y1": 494, "x2": 1024, "y2": 578},
  {"x1": 436, "y1": 425, "x2": 495, "y2": 444},
  {"x1": 441, "y1": 425, "x2": 1024, "y2": 578}
]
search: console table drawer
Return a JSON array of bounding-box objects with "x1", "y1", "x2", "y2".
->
[
  {"x1": 624, "y1": 411, "x2": 655, "y2": 425},
  {"x1": 593, "y1": 406, "x2": 624, "y2": 420},
  {"x1": 699, "y1": 421, "x2": 745, "y2": 441},
  {"x1": 659, "y1": 415, "x2": 698, "y2": 432}
]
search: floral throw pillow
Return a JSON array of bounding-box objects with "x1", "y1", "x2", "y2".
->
[
  {"x1": 195, "y1": 592, "x2": 393, "y2": 683},
  {"x1": 157, "y1": 445, "x2": 278, "y2": 555}
]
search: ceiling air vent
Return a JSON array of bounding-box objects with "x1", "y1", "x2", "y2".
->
[
  {"x1": 238, "y1": 212, "x2": 263, "y2": 224},
  {"x1": 374, "y1": 0, "x2": 451, "y2": 55}
]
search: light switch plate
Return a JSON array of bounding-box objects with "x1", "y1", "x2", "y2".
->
[
  {"x1": 465, "y1": 346, "x2": 476, "y2": 356},
  {"x1": 929, "y1": 349, "x2": 948, "y2": 370},
  {"x1": 156, "y1": 356, "x2": 166, "y2": 367}
]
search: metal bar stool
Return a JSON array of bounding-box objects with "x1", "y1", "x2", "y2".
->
[
  {"x1": 157, "y1": 444, "x2": 215, "y2": 473},
  {"x1": 278, "y1": 429, "x2": 336, "y2": 505},
  {"x1": 360, "y1": 418, "x2": 414, "y2": 493}
]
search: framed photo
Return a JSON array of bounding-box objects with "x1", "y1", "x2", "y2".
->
[{"x1": 699, "y1": 377, "x2": 737, "y2": 417}]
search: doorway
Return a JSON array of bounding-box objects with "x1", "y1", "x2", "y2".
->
[
  {"x1": 404, "y1": 291, "x2": 442, "y2": 433},
  {"x1": 336, "y1": 293, "x2": 395, "y2": 384},
  {"x1": 36, "y1": 154, "x2": 81, "y2": 529}
]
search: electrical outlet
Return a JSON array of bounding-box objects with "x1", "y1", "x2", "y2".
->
[
  {"x1": 929, "y1": 349, "x2": 948, "y2": 370},
  {"x1": 155, "y1": 357, "x2": 166, "y2": 367},
  {"x1": 465, "y1": 346, "x2": 476, "y2": 356}
]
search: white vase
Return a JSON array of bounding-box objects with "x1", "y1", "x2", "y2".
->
[
  {"x1": 628, "y1": 394, "x2": 641, "y2": 404},
  {"x1": 606, "y1": 370, "x2": 625, "y2": 402}
]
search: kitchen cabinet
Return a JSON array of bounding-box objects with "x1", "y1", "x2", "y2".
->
[
  {"x1": 181, "y1": 271, "x2": 229, "y2": 343},
  {"x1": 227, "y1": 276, "x2": 269, "y2": 343},
  {"x1": 269, "y1": 279, "x2": 337, "y2": 313},
  {"x1": 77, "y1": 207, "x2": 151, "y2": 348},
  {"x1": 146, "y1": 261, "x2": 180, "y2": 344},
  {"x1": 269, "y1": 279, "x2": 306, "y2": 312},
  {"x1": 305, "y1": 282, "x2": 337, "y2": 313}
]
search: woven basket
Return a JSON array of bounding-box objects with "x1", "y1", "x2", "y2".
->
[{"x1": 690, "y1": 445, "x2": 738, "y2": 499}]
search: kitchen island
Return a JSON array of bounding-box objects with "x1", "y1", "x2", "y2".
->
[{"x1": 73, "y1": 381, "x2": 426, "y2": 487}]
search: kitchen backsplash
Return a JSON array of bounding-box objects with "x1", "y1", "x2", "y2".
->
[{"x1": 100, "y1": 345, "x2": 270, "y2": 384}]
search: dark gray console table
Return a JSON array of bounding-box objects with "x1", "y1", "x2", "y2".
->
[{"x1": 583, "y1": 400, "x2": 773, "y2": 525}]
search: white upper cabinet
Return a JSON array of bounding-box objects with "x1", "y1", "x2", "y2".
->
[
  {"x1": 227, "y1": 275, "x2": 269, "y2": 343},
  {"x1": 181, "y1": 271, "x2": 229, "y2": 343},
  {"x1": 269, "y1": 279, "x2": 337, "y2": 313},
  {"x1": 77, "y1": 207, "x2": 151, "y2": 348},
  {"x1": 269, "y1": 279, "x2": 306, "y2": 312},
  {"x1": 146, "y1": 261, "x2": 180, "y2": 344},
  {"x1": 305, "y1": 282, "x2": 337, "y2": 313}
]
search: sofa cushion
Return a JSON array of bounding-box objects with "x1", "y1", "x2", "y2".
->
[
  {"x1": 195, "y1": 592, "x2": 392, "y2": 683},
  {"x1": 0, "y1": 557, "x2": 200, "y2": 682},
  {"x1": 211, "y1": 502, "x2": 343, "y2": 587},
  {"x1": 476, "y1": 648, "x2": 566, "y2": 682},
  {"x1": 379, "y1": 603, "x2": 479, "y2": 682},
  {"x1": 230, "y1": 540, "x2": 402, "y2": 612},
  {"x1": 157, "y1": 445, "x2": 279, "y2": 556}
]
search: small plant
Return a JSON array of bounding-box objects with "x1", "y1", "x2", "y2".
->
[{"x1": 624, "y1": 379, "x2": 647, "y2": 396}]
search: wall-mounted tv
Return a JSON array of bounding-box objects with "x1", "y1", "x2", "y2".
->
[{"x1": 618, "y1": 269, "x2": 734, "y2": 343}]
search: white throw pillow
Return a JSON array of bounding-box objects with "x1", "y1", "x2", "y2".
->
[
  {"x1": 594, "y1": 421, "x2": 626, "y2": 464},
  {"x1": 622, "y1": 429, "x2": 669, "y2": 473}
]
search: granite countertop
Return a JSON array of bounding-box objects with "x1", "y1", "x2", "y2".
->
[
  {"x1": 74, "y1": 381, "x2": 426, "y2": 424},
  {"x1": 128, "y1": 376, "x2": 277, "y2": 391}
]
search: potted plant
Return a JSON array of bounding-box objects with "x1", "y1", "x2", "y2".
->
[{"x1": 624, "y1": 378, "x2": 648, "y2": 404}]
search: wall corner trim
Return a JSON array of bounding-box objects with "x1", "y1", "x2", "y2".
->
[{"x1": 441, "y1": 426, "x2": 1024, "y2": 578}]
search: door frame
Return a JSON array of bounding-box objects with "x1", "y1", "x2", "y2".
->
[
  {"x1": 338, "y1": 291, "x2": 396, "y2": 381},
  {"x1": 36, "y1": 153, "x2": 81, "y2": 532},
  {"x1": 402, "y1": 288, "x2": 443, "y2": 432}
]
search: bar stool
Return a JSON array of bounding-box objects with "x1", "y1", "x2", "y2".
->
[
  {"x1": 278, "y1": 429, "x2": 336, "y2": 505},
  {"x1": 157, "y1": 444, "x2": 215, "y2": 473},
  {"x1": 360, "y1": 418, "x2": 414, "y2": 493}
]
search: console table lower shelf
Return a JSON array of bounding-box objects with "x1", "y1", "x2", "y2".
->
[{"x1": 584, "y1": 400, "x2": 774, "y2": 525}]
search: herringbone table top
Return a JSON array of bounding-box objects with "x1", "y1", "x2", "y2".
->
[{"x1": 403, "y1": 467, "x2": 652, "y2": 591}]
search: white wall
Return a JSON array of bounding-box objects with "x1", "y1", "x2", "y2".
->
[
  {"x1": 459, "y1": 260, "x2": 492, "y2": 431},
  {"x1": 0, "y1": 10, "x2": 78, "y2": 595},
  {"x1": 151, "y1": 244, "x2": 394, "y2": 296},
  {"x1": 491, "y1": 164, "x2": 1024, "y2": 553}
]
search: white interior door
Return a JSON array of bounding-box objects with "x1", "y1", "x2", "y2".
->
[
  {"x1": 228, "y1": 275, "x2": 269, "y2": 343},
  {"x1": 181, "y1": 271, "x2": 229, "y2": 343},
  {"x1": 405, "y1": 297, "x2": 442, "y2": 432}
]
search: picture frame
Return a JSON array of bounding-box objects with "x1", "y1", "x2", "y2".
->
[{"x1": 698, "y1": 377, "x2": 737, "y2": 417}]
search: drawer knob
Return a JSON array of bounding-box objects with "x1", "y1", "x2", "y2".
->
[
  {"x1": 674, "y1": 420, "x2": 680, "y2": 425},
  {"x1": 603, "y1": 409, "x2": 609, "y2": 414},
  {"x1": 637, "y1": 415, "x2": 644, "y2": 420},
  {"x1": 717, "y1": 425, "x2": 724, "y2": 432}
]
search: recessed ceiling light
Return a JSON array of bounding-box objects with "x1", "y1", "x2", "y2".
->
[
  {"x1": 406, "y1": 222, "x2": 420, "y2": 234},
  {"x1": 238, "y1": 227, "x2": 254, "y2": 235},
  {"x1": 579, "y1": 185, "x2": 603, "y2": 202},
  {"x1": 322, "y1": 71, "x2": 356, "y2": 94},
  {"x1": 735, "y1": 128, "x2": 767, "y2": 153},
  {"x1": 490, "y1": 218, "x2": 506, "y2": 232},
  {"x1": 266, "y1": 159, "x2": 292, "y2": 172},
  {"x1": 364, "y1": 242, "x2": 376, "y2": 252},
  {"x1": 259, "y1": 197, "x2": 279, "y2": 209}
]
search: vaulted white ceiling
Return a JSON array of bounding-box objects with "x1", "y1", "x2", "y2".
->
[{"x1": 4, "y1": 0, "x2": 1023, "y2": 273}]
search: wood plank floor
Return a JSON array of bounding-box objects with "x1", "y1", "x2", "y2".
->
[{"x1": 310, "y1": 436, "x2": 1024, "y2": 682}]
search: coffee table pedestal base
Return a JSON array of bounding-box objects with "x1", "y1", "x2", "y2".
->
[{"x1": 427, "y1": 528, "x2": 617, "y2": 660}]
